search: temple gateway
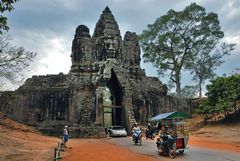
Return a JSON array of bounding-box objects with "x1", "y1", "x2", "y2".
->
[{"x1": 0, "y1": 7, "x2": 192, "y2": 137}]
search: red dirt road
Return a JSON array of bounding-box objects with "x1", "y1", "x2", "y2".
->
[
  {"x1": 62, "y1": 139, "x2": 158, "y2": 161},
  {"x1": 189, "y1": 135, "x2": 240, "y2": 153},
  {"x1": 1, "y1": 113, "x2": 239, "y2": 161},
  {"x1": 60, "y1": 135, "x2": 240, "y2": 161},
  {"x1": 189, "y1": 123, "x2": 240, "y2": 153}
]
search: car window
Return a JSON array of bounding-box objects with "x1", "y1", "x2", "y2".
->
[{"x1": 112, "y1": 126, "x2": 124, "y2": 130}]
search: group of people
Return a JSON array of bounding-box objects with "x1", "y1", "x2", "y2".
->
[
  {"x1": 62, "y1": 122, "x2": 171, "y2": 148},
  {"x1": 131, "y1": 121, "x2": 174, "y2": 149},
  {"x1": 156, "y1": 123, "x2": 176, "y2": 151}
]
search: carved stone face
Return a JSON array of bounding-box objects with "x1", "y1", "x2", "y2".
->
[{"x1": 103, "y1": 37, "x2": 119, "y2": 58}]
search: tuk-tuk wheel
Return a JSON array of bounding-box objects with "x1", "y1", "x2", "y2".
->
[
  {"x1": 179, "y1": 150, "x2": 184, "y2": 154},
  {"x1": 169, "y1": 149, "x2": 176, "y2": 159}
]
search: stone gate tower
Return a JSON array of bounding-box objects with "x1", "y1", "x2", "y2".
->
[
  {"x1": 0, "y1": 7, "x2": 192, "y2": 137},
  {"x1": 67, "y1": 6, "x2": 168, "y2": 135}
]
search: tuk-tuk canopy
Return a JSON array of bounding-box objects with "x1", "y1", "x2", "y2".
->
[{"x1": 149, "y1": 111, "x2": 192, "y2": 122}]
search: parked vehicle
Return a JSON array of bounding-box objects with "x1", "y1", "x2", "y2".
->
[
  {"x1": 108, "y1": 126, "x2": 127, "y2": 137},
  {"x1": 150, "y1": 111, "x2": 192, "y2": 159}
]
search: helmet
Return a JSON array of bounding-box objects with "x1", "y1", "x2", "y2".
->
[{"x1": 65, "y1": 125, "x2": 68, "y2": 128}]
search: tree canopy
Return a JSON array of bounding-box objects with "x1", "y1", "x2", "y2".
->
[
  {"x1": 188, "y1": 42, "x2": 236, "y2": 97},
  {"x1": 0, "y1": 1, "x2": 37, "y2": 89},
  {"x1": 139, "y1": 3, "x2": 224, "y2": 96},
  {"x1": 0, "y1": 34, "x2": 36, "y2": 87},
  {"x1": 196, "y1": 74, "x2": 240, "y2": 118},
  {"x1": 0, "y1": 0, "x2": 19, "y2": 34}
]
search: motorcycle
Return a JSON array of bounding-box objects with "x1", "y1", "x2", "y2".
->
[
  {"x1": 145, "y1": 129, "x2": 155, "y2": 140},
  {"x1": 133, "y1": 132, "x2": 142, "y2": 146},
  {"x1": 156, "y1": 135, "x2": 176, "y2": 159}
]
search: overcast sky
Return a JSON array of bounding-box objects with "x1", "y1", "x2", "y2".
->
[{"x1": 3, "y1": 0, "x2": 240, "y2": 92}]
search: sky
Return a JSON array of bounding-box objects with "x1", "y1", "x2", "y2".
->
[{"x1": 3, "y1": 0, "x2": 240, "y2": 93}]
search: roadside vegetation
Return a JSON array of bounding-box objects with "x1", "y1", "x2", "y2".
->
[{"x1": 196, "y1": 74, "x2": 240, "y2": 120}]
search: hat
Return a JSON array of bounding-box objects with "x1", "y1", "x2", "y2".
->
[{"x1": 65, "y1": 125, "x2": 68, "y2": 128}]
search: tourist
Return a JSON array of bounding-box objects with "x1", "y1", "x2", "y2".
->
[{"x1": 63, "y1": 125, "x2": 69, "y2": 147}]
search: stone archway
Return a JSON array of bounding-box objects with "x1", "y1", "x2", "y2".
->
[{"x1": 104, "y1": 69, "x2": 124, "y2": 126}]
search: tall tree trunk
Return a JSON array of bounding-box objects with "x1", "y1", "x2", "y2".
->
[
  {"x1": 199, "y1": 78, "x2": 202, "y2": 98},
  {"x1": 175, "y1": 73, "x2": 181, "y2": 96}
]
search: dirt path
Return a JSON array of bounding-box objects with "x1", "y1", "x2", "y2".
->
[
  {"x1": 1, "y1": 113, "x2": 239, "y2": 161},
  {"x1": 61, "y1": 139, "x2": 159, "y2": 161},
  {"x1": 60, "y1": 134, "x2": 240, "y2": 161},
  {"x1": 61, "y1": 123, "x2": 240, "y2": 161},
  {"x1": 189, "y1": 123, "x2": 240, "y2": 153},
  {"x1": 189, "y1": 135, "x2": 240, "y2": 153}
]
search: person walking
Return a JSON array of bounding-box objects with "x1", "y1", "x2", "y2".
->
[{"x1": 63, "y1": 125, "x2": 69, "y2": 147}]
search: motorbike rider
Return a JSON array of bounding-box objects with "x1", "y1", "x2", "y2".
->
[
  {"x1": 132, "y1": 123, "x2": 141, "y2": 141},
  {"x1": 146, "y1": 123, "x2": 154, "y2": 139},
  {"x1": 156, "y1": 124, "x2": 177, "y2": 158},
  {"x1": 157, "y1": 124, "x2": 175, "y2": 151},
  {"x1": 159, "y1": 124, "x2": 168, "y2": 137},
  {"x1": 157, "y1": 125, "x2": 167, "y2": 148}
]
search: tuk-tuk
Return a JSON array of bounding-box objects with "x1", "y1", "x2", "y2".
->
[{"x1": 149, "y1": 111, "x2": 192, "y2": 158}]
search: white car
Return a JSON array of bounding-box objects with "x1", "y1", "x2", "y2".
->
[{"x1": 108, "y1": 126, "x2": 127, "y2": 137}]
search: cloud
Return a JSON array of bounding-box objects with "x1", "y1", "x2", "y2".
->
[
  {"x1": 9, "y1": 28, "x2": 72, "y2": 77},
  {"x1": 2, "y1": 0, "x2": 239, "y2": 91}
]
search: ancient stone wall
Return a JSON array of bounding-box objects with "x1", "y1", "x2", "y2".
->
[{"x1": 0, "y1": 73, "x2": 70, "y2": 136}]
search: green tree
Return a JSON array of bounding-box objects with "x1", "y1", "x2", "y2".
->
[
  {"x1": 140, "y1": 3, "x2": 224, "y2": 96},
  {"x1": 188, "y1": 42, "x2": 236, "y2": 98},
  {"x1": 198, "y1": 75, "x2": 240, "y2": 118},
  {"x1": 0, "y1": 34, "x2": 36, "y2": 86},
  {"x1": 0, "y1": 0, "x2": 19, "y2": 34}
]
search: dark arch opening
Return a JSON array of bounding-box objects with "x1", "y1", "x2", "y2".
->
[{"x1": 106, "y1": 69, "x2": 124, "y2": 126}]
